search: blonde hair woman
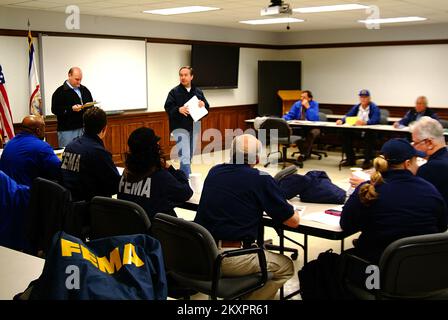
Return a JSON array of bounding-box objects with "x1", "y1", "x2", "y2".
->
[{"x1": 340, "y1": 138, "x2": 447, "y2": 263}]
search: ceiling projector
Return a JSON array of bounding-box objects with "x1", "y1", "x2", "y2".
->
[{"x1": 261, "y1": 0, "x2": 292, "y2": 16}]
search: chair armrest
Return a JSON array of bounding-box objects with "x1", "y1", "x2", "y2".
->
[
  {"x1": 340, "y1": 252, "x2": 376, "y2": 292},
  {"x1": 340, "y1": 252, "x2": 372, "y2": 277},
  {"x1": 211, "y1": 246, "x2": 268, "y2": 298}
]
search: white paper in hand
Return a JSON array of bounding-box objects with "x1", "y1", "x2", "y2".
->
[{"x1": 186, "y1": 95, "x2": 208, "y2": 122}]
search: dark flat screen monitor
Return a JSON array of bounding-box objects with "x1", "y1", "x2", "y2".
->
[{"x1": 191, "y1": 44, "x2": 240, "y2": 89}]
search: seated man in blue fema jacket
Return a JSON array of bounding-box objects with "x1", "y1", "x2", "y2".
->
[{"x1": 336, "y1": 90, "x2": 381, "y2": 169}]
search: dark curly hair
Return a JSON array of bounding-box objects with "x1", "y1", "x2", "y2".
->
[{"x1": 125, "y1": 127, "x2": 165, "y2": 179}]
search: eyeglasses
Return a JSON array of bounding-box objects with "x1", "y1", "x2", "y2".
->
[{"x1": 411, "y1": 138, "x2": 428, "y2": 147}]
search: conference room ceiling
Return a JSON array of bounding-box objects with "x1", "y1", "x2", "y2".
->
[{"x1": 1, "y1": 0, "x2": 448, "y2": 32}]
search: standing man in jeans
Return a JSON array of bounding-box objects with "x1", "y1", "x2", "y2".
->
[
  {"x1": 164, "y1": 66, "x2": 209, "y2": 178},
  {"x1": 51, "y1": 67, "x2": 94, "y2": 147}
]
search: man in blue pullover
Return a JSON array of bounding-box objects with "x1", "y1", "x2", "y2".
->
[
  {"x1": 0, "y1": 115, "x2": 61, "y2": 186},
  {"x1": 283, "y1": 90, "x2": 320, "y2": 160}
]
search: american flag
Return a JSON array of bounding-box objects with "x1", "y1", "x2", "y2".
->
[
  {"x1": 0, "y1": 65, "x2": 15, "y2": 142},
  {"x1": 28, "y1": 29, "x2": 42, "y2": 116}
]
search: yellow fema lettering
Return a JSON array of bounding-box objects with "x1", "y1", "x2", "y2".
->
[
  {"x1": 60, "y1": 238, "x2": 144, "y2": 274},
  {"x1": 122, "y1": 243, "x2": 145, "y2": 267},
  {"x1": 97, "y1": 248, "x2": 122, "y2": 274}
]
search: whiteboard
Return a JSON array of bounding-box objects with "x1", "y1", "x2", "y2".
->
[{"x1": 40, "y1": 35, "x2": 147, "y2": 114}]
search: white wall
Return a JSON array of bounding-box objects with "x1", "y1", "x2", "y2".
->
[
  {"x1": 282, "y1": 45, "x2": 448, "y2": 108},
  {"x1": 278, "y1": 23, "x2": 448, "y2": 45},
  {"x1": 146, "y1": 44, "x2": 281, "y2": 112},
  {"x1": 0, "y1": 36, "x2": 41, "y2": 123},
  {"x1": 147, "y1": 43, "x2": 191, "y2": 112}
]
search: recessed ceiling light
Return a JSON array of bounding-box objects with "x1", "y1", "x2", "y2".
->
[
  {"x1": 358, "y1": 16, "x2": 427, "y2": 24},
  {"x1": 239, "y1": 17, "x2": 304, "y2": 25},
  {"x1": 293, "y1": 4, "x2": 369, "y2": 13},
  {"x1": 143, "y1": 6, "x2": 220, "y2": 15}
]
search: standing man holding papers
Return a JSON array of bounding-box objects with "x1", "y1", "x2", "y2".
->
[
  {"x1": 164, "y1": 66, "x2": 209, "y2": 178},
  {"x1": 51, "y1": 67, "x2": 94, "y2": 147}
]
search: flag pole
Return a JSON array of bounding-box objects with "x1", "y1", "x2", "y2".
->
[{"x1": 27, "y1": 19, "x2": 43, "y2": 118}]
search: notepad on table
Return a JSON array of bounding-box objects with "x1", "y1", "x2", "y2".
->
[
  {"x1": 302, "y1": 205, "x2": 344, "y2": 227},
  {"x1": 345, "y1": 116, "x2": 359, "y2": 126},
  {"x1": 186, "y1": 96, "x2": 208, "y2": 122}
]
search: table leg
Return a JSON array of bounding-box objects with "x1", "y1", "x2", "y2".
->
[
  {"x1": 304, "y1": 234, "x2": 308, "y2": 264},
  {"x1": 279, "y1": 228, "x2": 285, "y2": 300}
]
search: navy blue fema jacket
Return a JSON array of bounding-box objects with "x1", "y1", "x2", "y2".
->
[
  {"x1": 28, "y1": 232, "x2": 167, "y2": 300},
  {"x1": 277, "y1": 171, "x2": 346, "y2": 204},
  {"x1": 164, "y1": 84, "x2": 209, "y2": 133},
  {"x1": 417, "y1": 147, "x2": 448, "y2": 207},
  {"x1": 340, "y1": 169, "x2": 448, "y2": 264},
  {"x1": 60, "y1": 133, "x2": 120, "y2": 201},
  {"x1": 342, "y1": 102, "x2": 381, "y2": 125},
  {"x1": 398, "y1": 107, "x2": 439, "y2": 126},
  {"x1": 118, "y1": 166, "x2": 193, "y2": 220}
]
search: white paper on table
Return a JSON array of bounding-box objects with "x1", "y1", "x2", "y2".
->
[
  {"x1": 301, "y1": 205, "x2": 344, "y2": 227},
  {"x1": 293, "y1": 205, "x2": 306, "y2": 217},
  {"x1": 186, "y1": 95, "x2": 208, "y2": 122}
]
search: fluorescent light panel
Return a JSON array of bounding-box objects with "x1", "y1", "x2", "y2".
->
[
  {"x1": 293, "y1": 4, "x2": 369, "y2": 13},
  {"x1": 239, "y1": 17, "x2": 304, "y2": 25},
  {"x1": 359, "y1": 16, "x2": 427, "y2": 24},
  {"x1": 143, "y1": 6, "x2": 220, "y2": 15}
]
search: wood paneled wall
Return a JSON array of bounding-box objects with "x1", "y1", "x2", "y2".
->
[{"x1": 13, "y1": 105, "x2": 257, "y2": 166}]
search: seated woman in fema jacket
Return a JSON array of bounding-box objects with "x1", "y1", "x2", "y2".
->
[{"x1": 118, "y1": 127, "x2": 193, "y2": 220}]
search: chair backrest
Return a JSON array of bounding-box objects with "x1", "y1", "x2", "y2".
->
[
  {"x1": 259, "y1": 117, "x2": 291, "y2": 144},
  {"x1": 152, "y1": 213, "x2": 219, "y2": 281},
  {"x1": 319, "y1": 108, "x2": 334, "y2": 115},
  {"x1": 439, "y1": 119, "x2": 448, "y2": 129},
  {"x1": 379, "y1": 109, "x2": 390, "y2": 125},
  {"x1": 27, "y1": 177, "x2": 73, "y2": 255},
  {"x1": 89, "y1": 196, "x2": 151, "y2": 240},
  {"x1": 379, "y1": 232, "x2": 448, "y2": 299},
  {"x1": 318, "y1": 112, "x2": 328, "y2": 122}
]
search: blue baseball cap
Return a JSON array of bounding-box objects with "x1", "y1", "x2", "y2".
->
[
  {"x1": 380, "y1": 138, "x2": 426, "y2": 164},
  {"x1": 359, "y1": 89, "x2": 371, "y2": 97}
]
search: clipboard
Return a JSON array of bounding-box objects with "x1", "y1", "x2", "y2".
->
[{"x1": 81, "y1": 101, "x2": 99, "y2": 109}]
